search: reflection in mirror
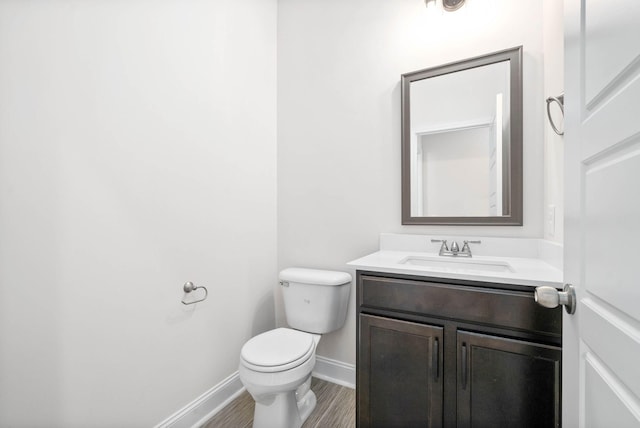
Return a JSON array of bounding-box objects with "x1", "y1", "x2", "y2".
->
[
  {"x1": 411, "y1": 61, "x2": 509, "y2": 217},
  {"x1": 402, "y1": 46, "x2": 522, "y2": 225}
]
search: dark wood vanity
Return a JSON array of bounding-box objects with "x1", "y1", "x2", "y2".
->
[{"x1": 356, "y1": 270, "x2": 562, "y2": 428}]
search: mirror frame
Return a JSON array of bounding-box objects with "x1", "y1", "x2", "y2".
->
[{"x1": 401, "y1": 46, "x2": 523, "y2": 225}]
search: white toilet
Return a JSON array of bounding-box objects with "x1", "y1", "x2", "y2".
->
[{"x1": 238, "y1": 267, "x2": 352, "y2": 428}]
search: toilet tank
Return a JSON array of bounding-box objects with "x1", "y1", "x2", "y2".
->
[{"x1": 279, "y1": 267, "x2": 352, "y2": 334}]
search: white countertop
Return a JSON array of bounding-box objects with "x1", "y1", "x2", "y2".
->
[{"x1": 347, "y1": 250, "x2": 563, "y2": 287}]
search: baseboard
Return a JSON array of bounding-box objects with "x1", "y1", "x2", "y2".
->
[
  {"x1": 154, "y1": 372, "x2": 245, "y2": 428},
  {"x1": 312, "y1": 356, "x2": 356, "y2": 389}
]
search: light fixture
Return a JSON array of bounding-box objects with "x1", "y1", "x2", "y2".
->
[
  {"x1": 424, "y1": 0, "x2": 466, "y2": 12},
  {"x1": 442, "y1": 0, "x2": 465, "y2": 11}
]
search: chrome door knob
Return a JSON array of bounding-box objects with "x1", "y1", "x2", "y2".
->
[{"x1": 534, "y1": 284, "x2": 576, "y2": 314}]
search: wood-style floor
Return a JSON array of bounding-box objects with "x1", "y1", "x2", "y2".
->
[{"x1": 201, "y1": 378, "x2": 355, "y2": 428}]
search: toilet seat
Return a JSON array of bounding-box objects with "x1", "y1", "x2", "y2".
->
[{"x1": 240, "y1": 328, "x2": 315, "y2": 373}]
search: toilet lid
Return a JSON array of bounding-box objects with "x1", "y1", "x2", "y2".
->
[{"x1": 241, "y1": 328, "x2": 315, "y2": 372}]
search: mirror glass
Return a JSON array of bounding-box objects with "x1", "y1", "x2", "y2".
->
[{"x1": 402, "y1": 47, "x2": 523, "y2": 225}]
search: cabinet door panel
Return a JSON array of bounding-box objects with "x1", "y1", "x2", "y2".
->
[
  {"x1": 359, "y1": 314, "x2": 443, "y2": 428},
  {"x1": 457, "y1": 330, "x2": 561, "y2": 428}
]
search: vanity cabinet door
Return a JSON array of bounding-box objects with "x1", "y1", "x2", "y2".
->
[
  {"x1": 358, "y1": 314, "x2": 443, "y2": 428},
  {"x1": 456, "y1": 330, "x2": 561, "y2": 428}
]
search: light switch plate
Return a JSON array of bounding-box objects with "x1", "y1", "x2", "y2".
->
[{"x1": 547, "y1": 205, "x2": 556, "y2": 237}]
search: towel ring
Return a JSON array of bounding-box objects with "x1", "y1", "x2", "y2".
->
[
  {"x1": 546, "y1": 93, "x2": 564, "y2": 136},
  {"x1": 181, "y1": 281, "x2": 208, "y2": 305}
]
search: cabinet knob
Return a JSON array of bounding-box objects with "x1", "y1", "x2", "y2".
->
[{"x1": 534, "y1": 284, "x2": 576, "y2": 314}]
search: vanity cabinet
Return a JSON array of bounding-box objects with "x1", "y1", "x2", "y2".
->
[{"x1": 356, "y1": 271, "x2": 562, "y2": 428}]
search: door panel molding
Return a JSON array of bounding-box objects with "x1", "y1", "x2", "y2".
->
[
  {"x1": 583, "y1": 0, "x2": 640, "y2": 108},
  {"x1": 581, "y1": 299, "x2": 640, "y2": 399},
  {"x1": 583, "y1": 143, "x2": 640, "y2": 321},
  {"x1": 583, "y1": 351, "x2": 640, "y2": 426}
]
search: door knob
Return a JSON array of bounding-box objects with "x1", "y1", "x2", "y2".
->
[{"x1": 534, "y1": 284, "x2": 576, "y2": 314}]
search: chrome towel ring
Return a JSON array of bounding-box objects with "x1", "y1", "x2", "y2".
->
[
  {"x1": 546, "y1": 93, "x2": 564, "y2": 136},
  {"x1": 181, "y1": 281, "x2": 208, "y2": 305}
]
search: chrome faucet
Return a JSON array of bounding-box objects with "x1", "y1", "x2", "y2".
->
[{"x1": 431, "y1": 239, "x2": 481, "y2": 257}]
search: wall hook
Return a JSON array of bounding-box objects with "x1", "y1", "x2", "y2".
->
[
  {"x1": 546, "y1": 93, "x2": 564, "y2": 136},
  {"x1": 181, "y1": 281, "x2": 208, "y2": 305}
]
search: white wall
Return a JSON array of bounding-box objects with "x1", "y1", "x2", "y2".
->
[
  {"x1": 278, "y1": 0, "x2": 555, "y2": 366},
  {"x1": 0, "y1": 1, "x2": 277, "y2": 426},
  {"x1": 543, "y1": 0, "x2": 565, "y2": 242}
]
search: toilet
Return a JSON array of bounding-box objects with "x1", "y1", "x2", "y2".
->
[{"x1": 238, "y1": 267, "x2": 352, "y2": 428}]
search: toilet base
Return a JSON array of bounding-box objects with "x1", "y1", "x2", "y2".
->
[
  {"x1": 252, "y1": 378, "x2": 317, "y2": 428},
  {"x1": 297, "y1": 389, "x2": 317, "y2": 424}
]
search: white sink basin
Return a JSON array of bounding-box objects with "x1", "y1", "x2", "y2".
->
[{"x1": 399, "y1": 256, "x2": 514, "y2": 273}]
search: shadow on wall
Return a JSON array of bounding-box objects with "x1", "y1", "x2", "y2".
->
[{"x1": 252, "y1": 291, "x2": 276, "y2": 337}]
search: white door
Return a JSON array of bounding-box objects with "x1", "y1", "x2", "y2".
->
[{"x1": 563, "y1": 0, "x2": 640, "y2": 426}]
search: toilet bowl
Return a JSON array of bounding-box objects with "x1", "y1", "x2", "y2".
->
[
  {"x1": 239, "y1": 328, "x2": 320, "y2": 428},
  {"x1": 238, "y1": 268, "x2": 352, "y2": 428}
]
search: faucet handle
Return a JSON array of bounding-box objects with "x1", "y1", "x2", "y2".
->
[
  {"x1": 462, "y1": 240, "x2": 481, "y2": 249},
  {"x1": 431, "y1": 239, "x2": 449, "y2": 251},
  {"x1": 461, "y1": 240, "x2": 481, "y2": 255}
]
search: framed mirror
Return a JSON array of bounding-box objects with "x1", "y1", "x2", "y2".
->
[{"x1": 401, "y1": 46, "x2": 523, "y2": 225}]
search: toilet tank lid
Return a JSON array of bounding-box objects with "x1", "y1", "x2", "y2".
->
[{"x1": 279, "y1": 268, "x2": 352, "y2": 286}]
